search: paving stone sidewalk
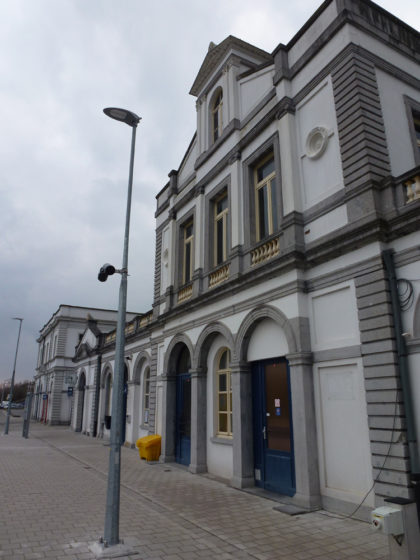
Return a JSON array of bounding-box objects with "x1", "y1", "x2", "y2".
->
[{"x1": 0, "y1": 412, "x2": 389, "y2": 560}]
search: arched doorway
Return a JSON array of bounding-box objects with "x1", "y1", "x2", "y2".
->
[
  {"x1": 235, "y1": 307, "x2": 299, "y2": 496},
  {"x1": 176, "y1": 346, "x2": 191, "y2": 465}
]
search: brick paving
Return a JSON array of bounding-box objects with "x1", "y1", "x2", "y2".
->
[{"x1": 0, "y1": 411, "x2": 389, "y2": 559}]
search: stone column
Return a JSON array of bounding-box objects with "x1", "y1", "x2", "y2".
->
[
  {"x1": 286, "y1": 351, "x2": 321, "y2": 509},
  {"x1": 160, "y1": 373, "x2": 176, "y2": 463},
  {"x1": 231, "y1": 362, "x2": 254, "y2": 489},
  {"x1": 189, "y1": 368, "x2": 207, "y2": 473}
]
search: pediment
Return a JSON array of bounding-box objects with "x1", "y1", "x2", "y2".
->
[{"x1": 190, "y1": 35, "x2": 272, "y2": 97}]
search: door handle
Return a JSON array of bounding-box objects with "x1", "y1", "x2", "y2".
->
[{"x1": 262, "y1": 426, "x2": 266, "y2": 440}]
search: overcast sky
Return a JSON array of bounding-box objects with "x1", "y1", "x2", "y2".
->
[{"x1": 0, "y1": 0, "x2": 418, "y2": 385}]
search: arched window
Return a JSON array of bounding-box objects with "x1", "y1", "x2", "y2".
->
[
  {"x1": 216, "y1": 348, "x2": 232, "y2": 437},
  {"x1": 212, "y1": 89, "x2": 223, "y2": 143},
  {"x1": 143, "y1": 367, "x2": 150, "y2": 425}
]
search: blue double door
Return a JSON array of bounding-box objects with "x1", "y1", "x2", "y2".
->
[
  {"x1": 252, "y1": 359, "x2": 295, "y2": 496},
  {"x1": 175, "y1": 372, "x2": 191, "y2": 466}
]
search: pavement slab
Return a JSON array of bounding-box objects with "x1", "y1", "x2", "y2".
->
[{"x1": 0, "y1": 412, "x2": 389, "y2": 559}]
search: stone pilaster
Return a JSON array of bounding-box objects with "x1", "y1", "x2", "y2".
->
[
  {"x1": 286, "y1": 352, "x2": 321, "y2": 509},
  {"x1": 231, "y1": 362, "x2": 254, "y2": 489},
  {"x1": 189, "y1": 368, "x2": 207, "y2": 473},
  {"x1": 160, "y1": 373, "x2": 176, "y2": 463}
]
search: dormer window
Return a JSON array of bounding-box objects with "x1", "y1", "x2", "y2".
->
[{"x1": 212, "y1": 89, "x2": 223, "y2": 143}]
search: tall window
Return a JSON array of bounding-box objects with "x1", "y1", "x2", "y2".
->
[
  {"x1": 183, "y1": 220, "x2": 194, "y2": 284},
  {"x1": 212, "y1": 89, "x2": 223, "y2": 143},
  {"x1": 254, "y1": 154, "x2": 277, "y2": 241},
  {"x1": 143, "y1": 367, "x2": 150, "y2": 424},
  {"x1": 216, "y1": 348, "x2": 232, "y2": 437},
  {"x1": 214, "y1": 191, "x2": 228, "y2": 266}
]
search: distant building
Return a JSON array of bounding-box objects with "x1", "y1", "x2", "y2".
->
[
  {"x1": 70, "y1": 0, "x2": 420, "y2": 519},
  {"x1": 33, "y1": 305, "x2": 134, "y2": 426}
]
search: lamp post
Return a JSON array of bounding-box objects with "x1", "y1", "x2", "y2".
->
[
  {"x1": 101, "y1": 107, "x2": 140, "y2": 547},
  {"x1": 4, "y1": 317, "x2": 23, "y2": 435}
]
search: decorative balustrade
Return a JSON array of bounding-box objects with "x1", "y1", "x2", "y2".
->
[
  {"x1": 105, "y1": 331, "x2": 116, "y2": 344},
  {"x1": 125, "y1": 323, "x2": 135, "y2": 335},
  {"x1": 209, "y1": 264, "x2": 230, "y2": 288},
  {"x1": 251, "y1": 237, "x2": 280, "y2": 266},
  {"x1": 104, "y1": 312, "x2": 153, "y2": 344},
  {"x1": 139, "y1": 313, "x2": 153, "y2": 327},
  {"x1": 404, "y1": 174, "x2": 420, "y2": 203},
  {"x1": 177, "y1": 284, "x2": 193, "y2": 304}
]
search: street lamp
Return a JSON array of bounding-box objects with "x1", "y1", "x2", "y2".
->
[
  {"x1": 101, "y1": 107, "x2": 140, "y2": 548},
  {"x1": 4, "y1": 317, "x2": 23, "y2": 435}
]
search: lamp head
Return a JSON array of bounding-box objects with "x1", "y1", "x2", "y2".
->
[{"x1": 103, "y1": 107, "x2": 141, "y2": 127}]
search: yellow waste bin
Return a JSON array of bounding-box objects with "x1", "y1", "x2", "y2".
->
[{"x1": 136, "y1": 435, "x2": 161, "y2": 462}]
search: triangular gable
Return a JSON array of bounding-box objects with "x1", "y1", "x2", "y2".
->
[
  {"x1": 190, "y1": 35, "x2": 272, "y2": 97},
  {"x1": 74, "y1": 326, "x2": 99, "y2": 361}
]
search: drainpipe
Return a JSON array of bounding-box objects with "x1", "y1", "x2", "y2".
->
[
  {"x1": 382, "y1": 249, "x2": 420, "y2": 524},
  {"x1": 93, "y1": 354, "x2": 102, "y2": 438}
]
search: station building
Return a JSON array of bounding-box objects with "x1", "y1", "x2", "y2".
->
[{"x1": 68, "y1": 0, "x2": 420, "y2": 518}]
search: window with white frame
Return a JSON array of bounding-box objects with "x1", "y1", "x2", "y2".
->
[
  {"x1": 143, "y1": 367, "x2": 150, "y2": 425},
  {"x1": 214, "y1": 190, "x2": 228, "y2": 266},
  {"x1": 216, "y1": 348, "x2": 232, "y2": 437},
  {"x1": 212, "y1": 89, "x2": 223, "y2": 143},
  {"x1": 254, "y1": 153, "x2": 277, "y2": 242}
]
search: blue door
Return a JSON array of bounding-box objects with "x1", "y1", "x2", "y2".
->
[
  {"x1": 175, "y1": 373, "x2": 191, "y2": 466},
  {"x1": 252, "y1": 359, "x2": 295, "y2": 496}
]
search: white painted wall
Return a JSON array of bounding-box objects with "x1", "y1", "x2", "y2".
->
[
  {"x1": 288, "y1": 1, "x2": 338, "y2": 67},
  {"x1": 239, "y1": 67, "x2": 274, "y2": 120},
  {"x1": 314, "y1": 359, "x2": 374, "y2": 505},
  {"x1": 247, "y1": 319, "x2": 289, "y2": 361},
  {"x1": 296, "y1": 79, "x2": 343, "y2": 210},
  {"x1": 309, "y1": 282, "x2": 360, "y2": 351}
]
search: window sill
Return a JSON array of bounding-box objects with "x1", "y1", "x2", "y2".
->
[{"x1": 211, "y1": 436, "x2": 233, "y2": 446}]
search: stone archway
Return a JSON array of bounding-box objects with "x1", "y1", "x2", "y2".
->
[
  {"x1": 129, "y1": 351, "x2": 151, "y2": 445},
  {"x1": 190, "y1": 322, "x2": 235, "y2": 474},
  {"x1": 235, "y1": 304, "x2": 297, "y2": 361},
  {"x1": 232, "y1": 304, "x2": 320, "y2": 509},
  {"x1": 161, "y1": 334, "x2": 194, "y2": 464}
]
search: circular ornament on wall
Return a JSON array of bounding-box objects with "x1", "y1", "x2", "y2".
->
[{"x1": 305, "y1": 126, "x2": 329, "y2": 159}]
